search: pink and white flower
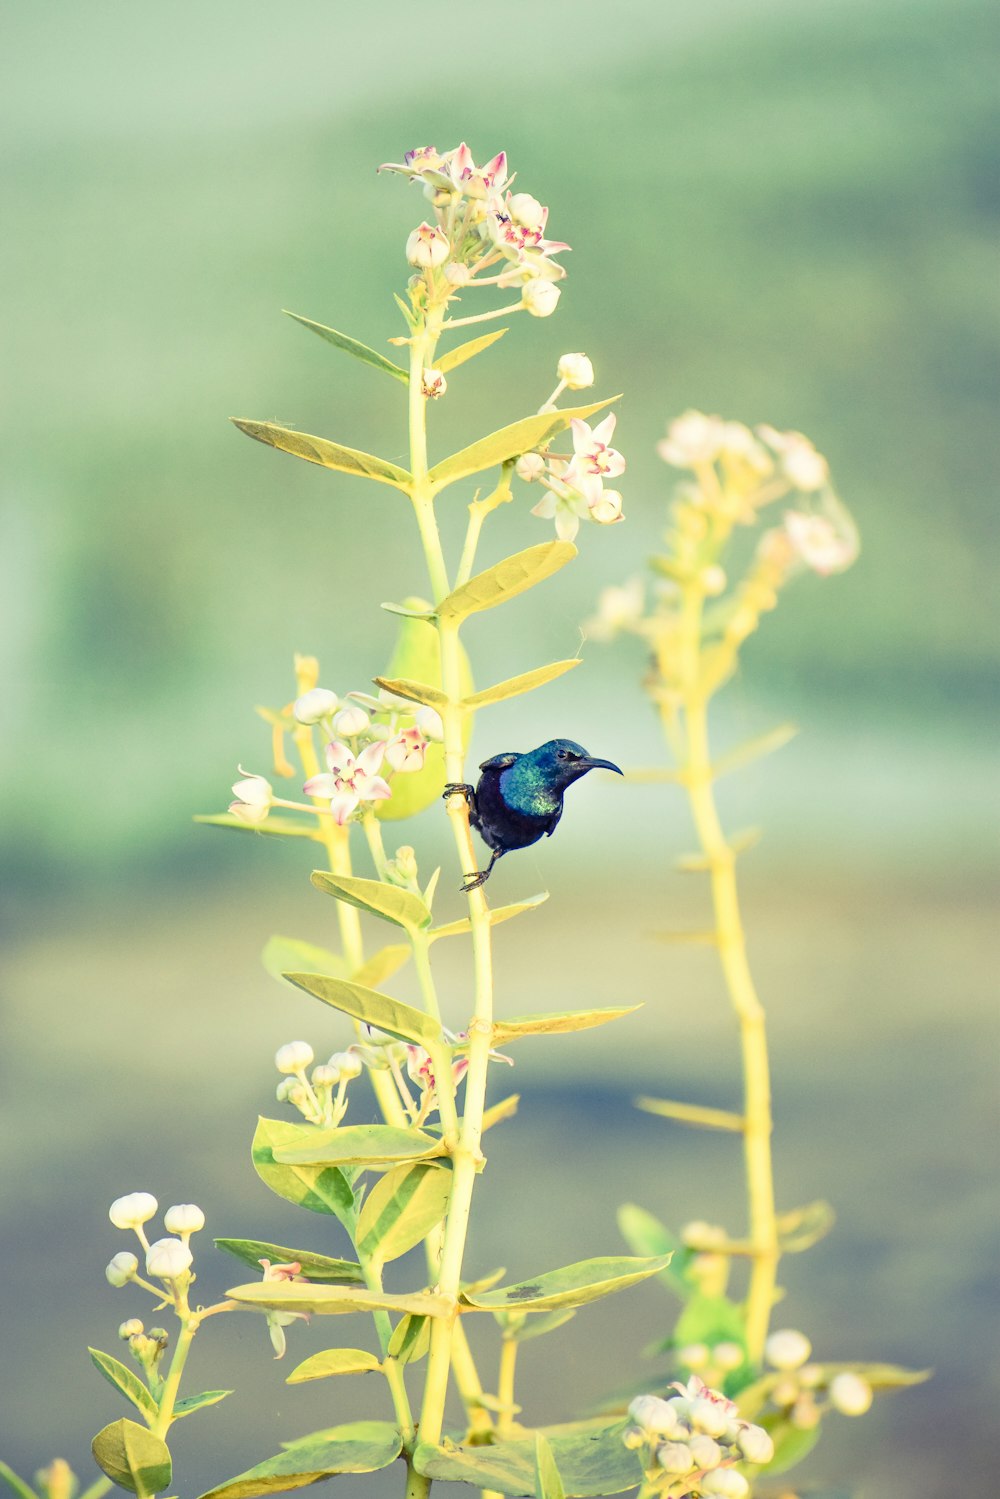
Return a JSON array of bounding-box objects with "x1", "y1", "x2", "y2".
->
[
  {"x1": 657, "y1": 409, "x2": 727, "y2": 468},
  {"x1": 443, "y1": 143, "x2": 509, "y2": 199},
  {"x1": 571, "y1": 414, "x2": 626, "y2": 479},
  {"x1": 257, "y1": 1259, "x2": 309, "y2": 1359},
  {"x1": 589, "y1": 488, "x2": 624, "y2": 526},
  {"x1": 303, "y1": 741, "x2": 392, "y2": 824},
  {"x1": 531, "y1": 459, "x2": 603, "y2": 541},
  {"x1": 406, "y1": 222, "x2": 450, "y2": 268},
  {"x1": 385, "y1": 726, "x2": 428, "y2": 774},
  {"x1": 757, "y1": 424, "x2": 829, "y2": 491},
  {"x1": 784, "y1": 505, "x2": 859, "y2": 575},
  {"x1": 229, "y1": 767, "x2": 273, "y2": 825}
]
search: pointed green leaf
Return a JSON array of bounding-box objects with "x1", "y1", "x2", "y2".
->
[
  {"x1": 352, "y1": 943, "x2": 410, "y2": 989},
  {"x1": 231, "y1": 420, "x2": 411, "y2": 491},
  {"x1": 461, "y1": 1255, "x2": 672, "y2": 1313},
  {"x1": 380, "y1": 600, "x2": 436, "y2": 620},
  {"x1": 436, "y1": 328, "x2": 508, "y2": 374},
  {"x1": 428, "y1": 396, "x2": 618, "y2": 491},
  {"x1": 0, "y1": 1464, "x2": 38, "y2": 1499},
  {"x1": 282, "y1": 311, "x2": 407, "y2": 383},
  {"x1": 356, "y1": 1161, "x2": 452, "y2": 1265},
  {"x1": 437, "y1": 542, "x2": 576, "y2": 623},
  {"x1": 757, "y1": 1415, "x2": 821, "y2": 1476},
  {"x1": 92, "y1": 1420, "x2": 171, "y2": 1498},
  {"x1": 372, "y1": 676, "x2": 447, "y2": 709},
  {"x1": 414, "y1": 1418, "x2": 643, "y2": 1496},
  {"x1": 194, "y1": 814, "x2": 319, "y2": 839},
  {"x1": 817, "y1": 1361, "x2": 932, "y2": 1389},
  {"x1": 535, "y1": 1434, "x2": 565, "y2": 1499},
  {"x1": 616, "y1": 1205, "x2": 688, "y2": 1294},
  {"x1": 386, "y1": 1313, "x2": 431, "y2": 1365},
  {"x1": 173, "y1": 1390, "x2": 232, "y2": 1419},
  {"x1": 511, "y1": 1308, "x2": 576, "y2": 1343},
  {"x1": 310, "y1": 871, "x2": 431, "y2": 930},
  {"x1": 197, "y1": 1421, "x2": 402, "y2": 1499},
  {"x1": 464, "y1": 659, "x2": 581, "y2": 709},
  {"x1": 776, "y1": 1199, "x2": 836, "y2": 1253},
  {"x1": 634, "y1": 1097, "x2": 744, "y2": 1131},
  {"x1": 225, "y1": 1281, "x2": 448, "y2": 1318},
  {"x1": 492, "y1": 1006, "x2": 640, "y2": 1045},
  {"x1": 88, "y1": 1348, "x2": 158, "y2": 1424},
  {"x1": 262, "y1": 937, "x2": 347, "y2": 987},
  {"x1": 286, "y1": 1347, "x2": 382, "y2": 1384},
  {"x1": 429, "y1": 894, "x2": 548, "y2": 941},
  {"x1": 480, "y1": 1094, "x2": 520, "y2": 1132},
  {"x1": 282, "y1": 972, "x2": 442, "y2": 1047},
  {"x1": 214, "y1": 1239, "x2": 364, "y2": 1283},
  {"x1": 252, "y1": 1117, "x2": 355, "y2": 1227},
  {"x1": 713, "y1": 722, "x2": 798, "y2": 779},
  {"x1": 274, "y1": 1122, "x2": 445, "y2": 1168}
]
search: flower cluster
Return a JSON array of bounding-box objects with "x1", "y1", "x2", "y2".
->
[
  {"x1": 761, "y1": 1328, "x2": 874, "y2": 1428},
  {"x1": 105, "y1": 1192, "x2": 203, "y2": 1291},
  {"x1": 274, "y1": 1040, "x2": 365, "y2": 1128},
  {"x1": 624, "y1": 1378, "x2": 774, "y2": 1496},
  {"x1": 518, "y1": 410, "x2": 626, "y2": 541},
  {"x1": 382, "y1": 142, "x2": 570, "y2": 315}
]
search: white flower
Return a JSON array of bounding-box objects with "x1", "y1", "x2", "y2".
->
[
  {"x1": 406, "y1": 222, "x2": 449, "y2": 268},
  {"x1": 293, "y1": 688, "x2": 338, "y2": 725},
  {"x1": 109, "y1": 1193, "x2": 158, "y2": 1231},
  {"x1": 145, "y1": 1237, "x2": 193, "y2": 1280},
  {"x1": 385, "y1": 726, "x2": 428, "y2": 773},
  {"x1": 672, "y1": 1376, "x2": 738, "y2": 1439},
  {"x1": 584, "y1": 577, "x2": 645, "y2": 642},
  {"x1": 163, "y1": 1204, "x2": 205, "y2": 1238},
  {"x1": 507, "y1": 192, "x2": 547, "y2": 231},
  {"x1": 657, "y1": 410, "x2": 726, "y2": 467},
  {"x1": 557, "y1": 352, "x2": 594, "y2": 389},
  {"x1": 275, "y1": 1040, "x2": 314, "y2": 1074},
  {"x1": 757, "y1": 424, "x2": 829, "y2": 490},
  {"x1": 415, "y1": 705, "x2": 444, "y2": 741},
  {"x1": 229, "y1": 767, "x2": 273, "y2": 825},
  {"x1": 736, "y1": 1423, "x2": 775, "y2": 1463},
  {"x1": 332, "y1": 705, "x2": 370, "y2": 737},
  {"x1": 829, "y1": 1371, "x2": 873, "y2": 1416},
  {"x1": 105, "y1": 1251, "x2": 139, "y2": 1287},
  {"x1": 515, "y1": 452, "x2": 546, "y2": 483},
  {"x1": 303, "y1": 740, "x2": 392, "y2": 824},
  {"x1": 257, "y1": 1259, "x2": 309, "y2": 1359},
  {"x1": 522, "y1": 279, "x2": 561, "y2": 317},
  {"x1": 570, "y1": 413, "x2": 625, "y2": 479},
  {"x1": 443, "y1": 143, "x2": 509, "y2": 200},
  {"x1": 784, "y1": 498, "x2": 859, "y2": 575},
  {"x1": 421, "y1": 368, "x2": 447, "y2": 399},
  {"x1": 765, "y1": 1328, "x2": 813, "y2": 1370},
  {"x1": 589, "y1": 488, "x2": 624, "y2": 526},
  {"x1": 700, "y1": 1471, "x2": 749, "y2": 1499}
]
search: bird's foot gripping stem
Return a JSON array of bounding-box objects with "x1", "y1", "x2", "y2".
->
[
  {"x1": 443, "y1": 782, "x2": 475, "y2": 807},
  {"x1": 459, "y1": 850, "x2": 499, "y2": 893}
]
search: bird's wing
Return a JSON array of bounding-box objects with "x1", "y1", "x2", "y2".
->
[
  {"x1": 479, "y1": 752, "x2": 520, "y2": 771},
  {"x1": 544, "y1": 803, "x2": 564, "y2": 837}
]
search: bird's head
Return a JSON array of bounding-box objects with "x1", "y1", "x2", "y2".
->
[{"x1": 527, "y1": 738, "x2": 624, "y2": 789}]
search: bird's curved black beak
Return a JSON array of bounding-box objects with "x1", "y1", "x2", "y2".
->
[{"x1": 582, "y1": 756, "x2": 623, "y2": 776}]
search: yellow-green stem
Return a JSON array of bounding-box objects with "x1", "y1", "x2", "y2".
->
[
  {"x1": 151, "y1": 1307, "x2": 195, "y2": 1437},
  {"x1": 496, "y1": 1336, "x2": 519, "y2": 1439}
]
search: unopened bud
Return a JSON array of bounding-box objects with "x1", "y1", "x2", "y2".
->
[
  {"x1": 415, "y1": 705, "x2": 444, "y2": 741},
  {"x1": 700, "y1": 1471, "x2": 749, "y2": 1499},
  {"x1": 557, "y1": 352, "x2": 594, "y2": 389},
  {"x1": 515, "y1": 452, "x2": 546, "y2": 482},
  {"x1": 765, "y1": 1328, "x2": 812, "y2": 1371},
  {"x1": 445, "y1": 262, "x2": 471, "y2": 286},
  {"x1": 392, "y1": 845, "x2": 418, "y2": 882},
  {"x1": 680, "y1": 1219, "x2": 727, "y2": 1248},
  {"x1": 736, "y1": 1424, "x2": 774, "y2": 1463},
  {"x1": 276, "y1": 1077, "x2": 297, "y2": 1103},
  {"x1": 679, "y1": 1343, "x2": 710, "y2": 1369},
  {"x1": 656, "y1": 1442, "x2": 694, "y2": 1474},
  {"x1": 163, "y1": 1204, "x2": 205, "y2": 1237},
  {"x1": 701, "y1": 564, "x2": 727, "y2": 596},
  {"x1": 829, "y1": 1372, "x2": 873, "y2": 1416},
  {"x1": 118, "y1": 1318, "x2": 144, "y2": 1340},
  {"x1": 771, "y1": 1377, "x2": 800, "y2": 1408},
  {"x1": 109, "y1": 1193, "x2": 158, "y2": 1231},
  {"x1": 688, "y1": 1434, "x2": 722, "y2": 1469},
  {"x1": 791, "y1": 1394, "x2": 821, "y2": 1430},
  {"x1": 589, "y1": 489, "x2": 624, "y2": 525},
  {"x1": 311, "y1": 1064, "x2": 339, "y2": 1088},
  {"x1": 105, "y1": 1251, "x2": 138, "y2": 1287},
  {"x1": 621, "y1": 1425, "x2": 646, "y2": 1451},
  {"x1": 329, "y1": 1049, "x2": 363, "y2": 1080},
  {"x1": 406, "y1": 222, "x2": 449, "y2": 268},
  {"x1": 332, "y1": 705, "x2": 369, "y2": 737},
  {"x1": 275, "y1": 1041, "x2": 314, "y2": 1075},
  {"x1": 293, "y1": 688, "x2": 338, "y2": 724},
  {"x1": 713, "y1": 1342, "x2": 744, "y2": 1372},
  {"x1": 508, "y1": 192, "x2": 546, "y2": 230},
  {"x1": 689, "y1": 1397, "x2": 730, "y2": 1439},
  {"x1": 522, "y1": 279, "x2": 561, "y2": 317},
  {"x1": 421, "y1": 368, "x2": 447, "y2": 399},
  {"x1": 145, "y1": 1237, "x2": 193, "y2": 1280},
  {"x1": 35, "y1": 1461, "x2": 74, "y2": 1499}
]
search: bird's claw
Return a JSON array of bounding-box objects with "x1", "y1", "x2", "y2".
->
[
  {"x1": 443, "y1": 782, "x2": 475, "y2": 805},
  {"x1": 460, "y1": 869, "x2": 490, "y2": 893}
]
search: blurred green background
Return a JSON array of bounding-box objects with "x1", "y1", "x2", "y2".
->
[{"x1": 2, "y1": 0, "x2": 997, "y2": 1495}]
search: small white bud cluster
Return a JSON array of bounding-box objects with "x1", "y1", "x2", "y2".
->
[
  {"x1": 275, "y1": 1040, "x2": 367, "y2": 1127},
  {"x1": 105, "y1": 1191, "x2": 204, "y2": 1292},
  {"x1": 623, "y1": 1377, "x2": 773, "y2": 1496},
  {"x1": 761, "y1": 1330, "x2": 874, "y2": 1427}
]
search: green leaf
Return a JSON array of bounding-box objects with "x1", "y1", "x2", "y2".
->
[
  {"x1": 194, "y1": 814, "x2": 319, "y2": 840},
  {"x1": 428, "y1": 396, "x2": 618, "y2": 491},
  {"x1": 274, "y1": 1122, "x2": 445, "y2": 1169},
  {"x1": 491, "y1": 1006, "x2": 640, "y2": 1045},
  {"x1": 172, "y1": 1390, "x2": 232, "y2": 1419},
  {"x1": 437, "y1": 542, "x2": 576, "y2": 623},
  {"x1": 262, "y1": 936, "x2": 347, "y2": 987},
  {"x1": 310, "y1": 871, "x2": 431, "y2": 930},
  {"x1": 673, "y1": 1293, "x2": 746, "y2": 1353},
  {"x1": 616, "y1": 1205, "x2": 687, "y2": 1294},
  {"x1": 463, "y1": 659, "x2": 580, "y2": 709},
  {"x1": 356, "y1": 1161, "x2": 452, "y2": 1265},
  {"x1": 461, "y1": 1255, "x2": 672, "y2": 1313},
  {"x1": 371, "y1": 675, "x2": 447, "y2": 709},
  {"x1": 386, "y1": 1312, "x2": 431, "y2": 1365},
  {"x1": 282, "y1": 311, "x2": 407, "y2": 383},
  {"x1": 197, "y1": 1421, "x2": 402, "y2": 1499},
  {"x1": 0, "y1": 1463, "x2": 40, "y2": 1499},
  {"x1": 88, "y1": 1349, "x2": 158, "y2": 1425},
  {"x1": 757, "y1": 1414, "x2": 821, "y2": 1476},
  {"x1": 820, "y1": 1361, "x2": 932, "y2": 1389},
  {"x1": 435, "y1": 328, "x2": 508, "y2": 374},
  {"x1": 713, "y1": 722, "x2": 798, "y2": 779},
  {"x1": 414, "y1": 1418, "x2": 643, "y2": 1497},
  {"x1": 429, "y1": 893, "x2": 548, "y2": 941},
  {"x1": 214, "y1": 1239, "x2": 364, "y2": 1283},
  {"x1": 634, "y1": 1097, "x2": 744, "y2": 1132},
  {"x1": 231, "y1": 420, "x2": 411, "y2": 491},
  {"x1": 251, "y1": 1117, "x2": 356, "y2": 1227},
  {"x1": 225, "y1": 1280, "x2": 448, "y2": 1319},
  {"x1": 282, "y1": 972, "x2": 442, "y2": 1047},
  {"x1": 351, "y1": 943, "x2": 410, "y2": 989},
  {"x1": 511, "y1": 1308, "x2": 576, "y2": 1343},
  {"x1": 480, "y1": 1093, "x2": 520, "y2": 1132},
  {"x1": 92, "y1": 1420, "x2": 171, "y2": 1498},
  {"x1": 776, "y1": 1198, "x2": 836, "y2": 1253},
  {"x1": 380, "y1": 600, "x2": 436, "y2": 620},
  {"x1": 286, "y1": 1347, "x2": 382, "y2": 1384},
  {"x1": 534, "y1": 1434, "x2": 565, "y2": 1499}
]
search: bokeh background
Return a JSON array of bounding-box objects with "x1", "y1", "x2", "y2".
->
[{"x1": 2, "y1": 1, "x2": 998, "y2": 1495}]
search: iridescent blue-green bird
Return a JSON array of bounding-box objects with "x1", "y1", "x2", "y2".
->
[{"x1": 444, "y1": 738, "x2": 623, "y2": 892}]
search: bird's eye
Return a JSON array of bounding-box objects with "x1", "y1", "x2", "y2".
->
[{"x1": 557, "y1": 749, "x2": 568, "y2": 760}]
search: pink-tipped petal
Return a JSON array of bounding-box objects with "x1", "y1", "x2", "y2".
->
[
  {"x1": 303, "y1": 773, "x2": 338, "y2": 799},
  {"x1": 329, "y1": 791, "x2": 360, "y2": 826},
  {"x1": 356, "y1": 740, "x2": 387, "y2": 776},
  {"x1": 363, "y1": 777, "x2": 392, "y2": 802},
  {"x1": 592, "y1": 413, "x2": 617, "y2": 446}
]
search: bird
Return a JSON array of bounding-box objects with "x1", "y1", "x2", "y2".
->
[{"x1": 443, "y1": 738, "x2": 623, "y2": 891}]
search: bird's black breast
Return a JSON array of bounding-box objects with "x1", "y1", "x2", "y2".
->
[{"x1": 473, "y1": 766, "x2": 553, "y2": 854}]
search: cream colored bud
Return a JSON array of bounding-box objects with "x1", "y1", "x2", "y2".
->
[
  {"x1": 445, "y1": 262, "x2": 471, "y2": 285},
  {"x1": 311, "y1": 1064, "x2": 339, "y2": 1088},
  {"x1": 680, "y1": 1220, "x2": 727, "y2": 1248},
  {"x1": 701, "y1": 564, "x2": 727, "y2": 596},
  {"x1": 689, "y1": 1396, "x2": 730, "y2": 1439},
  {"x1": 656, "y1": 1442, "x2": 694, "y2": 1474},
  {"x1": 621, "y1": 1425, "x2": 646, "y2": 1451},
  {"x1": 119, "y1": 1318, "x2": 144, "y2": 1340},
  {"x1": 293, "y1": 688, "x2": 338, "y2": 724},
  {"x1": 829, "y1": 1372, "x2": 873, "y2": 1416},
  {"x1": 713, "y1": 1342, "x2": 744, "y2": 1372},
  {"x1": 287, "y1": 1082, "x2": 310, "y2": 1112},
  {"x1": 105, "y1": 1251, "x2": 138, "y2": 1286},
  {"x1": 406, "y1": 222, "x2": 449, "y2": 268},
  {"x1": 516, "y1": 452, "x2": 546, "y2": 482},
  {"x1": 163, "y1": 1204, "x2": 205, "y2": 1237},
  {"x1": 329, "y1": 1049, "x2": 363, "y2": 1080},
  {"x1": 736, "y1": 1424, "x2": 774, "y2": 1463},
  {"x1": 421, "y1": 368, "x2": 447, "y2": 399},
  {"x1": 415, "y1": 705, "x2": 443, "y2": 741},
  {"x1": 771, "y1": 1377, "x2": 800, "y2": 1408},
  {"x1": 332, "y1": 705, "x2": 369, "y2": 737},
  {"x1": 522, "y1": 279, "x2": 561, "y2": 317},
  {"x1": 765, "y1": 1328, "x2": 812, "y2": 1371},
  {"x1": 679, "y1": 1343, "x2": 710, "y2": 1370},
  {"x1": 700, "y1": 1471, "x2": 749, "y2": 1499},
  {"x1": 275, "y1": 1041, "x2": 314, "y2": 1074},
  {"x1": 145, "y1": 1237, "x2": 193, "y2": 1280},
  {"x1": 275, "y1": 1077, "x2": 297, "y2": 1103},
  {"x1": 791, "y1": 1394, "x2": 821, "y2": 1430},
  {"x1": 508, "y1": 192, "x2": 546, "y2": 230},
  {"x1": 109, "y1": 1192, "x2": 158, "y2": 1230},
  {"x1": 628, "y1": 1395, "x2": 683, "y2": 1438},
  {"x1": 688, "y1": 1434, "x2": 722, "y2": 1469},
  {"x1": 36, "y1": 1460, "x2": 74, "y2": 1499},
  {"x1": 557, "y1": 352, "x2": 594, "y2": 389}
]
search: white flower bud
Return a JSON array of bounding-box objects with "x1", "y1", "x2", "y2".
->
[
  {"x1": 791, "y1": 1395, "x2": 821, "y2": 1430},
  {"x1": 829, "y1": 1372, "x2": 873, "y2": 1416},
  {"x1": 680, "y1": 1220, "x2": 727, "y2": 1248},
  {"x1": 332, "y1": 705, "x2": 370, "y2": 737},
  {"x1": 736, "y1": 1424, "x2": 774, "y2": 1463},
  {"x1": 229, "y1": 768, "x2": 273, "y2": 824},
  {"x1": 421, "y1": 368, "x2": 447, "y2": 399},
  {"x1": 145, "y1": 1237, "x2": 193, "y2": 1280},
  {"x1": 557, "y1": 352, "x2": 594, "y2": 389},
  {"x1": 765, "y1": 1328, "x2": 812, "y2": 1371},
  {"x1": 522, "y1": 279, "x2": 561, "y2": 317},
  {"x1": 414, "y1": 705, "x2": 443, "y2": 741},
  {"x1": 799, "y1": 1363, "x2": 823, "y2": 1388},
  {"x1": 713, "y1": 1342, "x2": 744, "y2": 1372},
  {"x1": 656, "y1": 1442, "x2": 694, "y2": 1474},
  {"x1": 109, "y1": 1193, "x2": 158, "y2": 1230},
  {"x1": 628, "y1": 1395, "x2": 683, "y2": 1438},
  {"x1": 679, "y1": 1343, "x2": 710, "y2": 1369},
  {"x1": 105, "y1": 1251, "x2": 138, "y2": 1286},
  {"x1": 329, "y1": 1049, "x2": 363, "y2": 1080},
  {"x1": 118, "y1": 1318, "x2": 144, "y2": 1339},
  {"x1": 515, "y1": 452, "x2": 546, "y2": 482},
  {"x1": 701, "y1": 564, "x2": 727, "y2": 596},
  {"x1": 688, "y1": 1434, "x2": 722, "y2": 1469},
  {"x1": 445, "y1": 262, "x2": 471, "y2": 286},
  {"x1": 276, "y1": 1077, "x2": 297, "y2": 1102},
  {"x1": 293, "y1": 688, "x2": 338, "y2": 724},
  {"x1": 621, "y1": 1425, "x2": 646, "y2": 1451},
  {"x1": 589, "y1": 488, "x2": 624, "y2": 525},
  {"x1": 275, "y1": 1041, "x2": 314, "y2": 1075},
  {"x1": 508, "y1": 192, "x2": 546, "y2": 230},
  {"x1": 700, "y1": 1471, "x2": 749, "y2": 1499},
  {"x1": 406, "y1": 222, "x2": 449, "y2": 268},
  {"x1": 163, "y1": 1204, "x2": 205, "y2": 1237},
  {"x1": 287, "y1": 1082, "x2": 310, "y2": 1112},
  {"x1": 311, "y1": 1063, "x2": 339, "y2": 1088},
  {"x1": 689, "y1": 1396, "x2": 730, "y2": 1438},
  {"x1": 771, "y1": 1377, "x2": 800, "y2": 1408}
]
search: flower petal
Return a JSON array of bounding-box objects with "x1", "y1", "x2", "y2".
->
[{"x1": 303, "y1": 773, "x2": 338, "y2": 799}]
